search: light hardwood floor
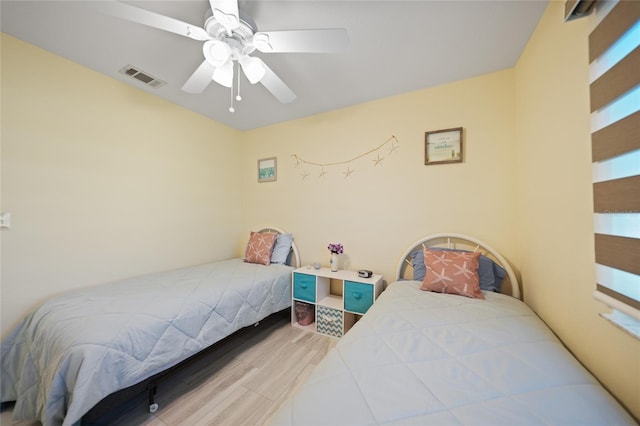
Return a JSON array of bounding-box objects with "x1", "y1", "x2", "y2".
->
[{"x1": 0, "y1": 311, "x2": 337, "y2": 426}]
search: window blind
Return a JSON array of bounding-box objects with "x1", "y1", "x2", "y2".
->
[{"x1": 588, "y1": 0, "x2": 640, "y2": 332}]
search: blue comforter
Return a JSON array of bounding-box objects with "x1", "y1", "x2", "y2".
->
[
  {"x1": 1, "y1": 259, "x2": 292, "y2": 425},
  {"x1": 271, "y1": 281, "x2": 635, "y2": 425}
]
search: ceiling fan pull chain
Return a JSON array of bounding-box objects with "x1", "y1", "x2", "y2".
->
[
  {"x1": 236, "y1": 63, "x2": 242, "y2": 101},
  {"x1": 229, "y1": 79, "x2": 235, "y2": 113}
]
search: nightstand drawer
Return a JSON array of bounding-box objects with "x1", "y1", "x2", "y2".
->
[
  {"x1": 344, "y1": 281, "x2": 374, "y2": 314},
  {"x1": 317, "y1": 306, "x2": 343, "y2": 338},
  {"x1": 293, "y1": 273, "x2": 316, "y2": 303}
]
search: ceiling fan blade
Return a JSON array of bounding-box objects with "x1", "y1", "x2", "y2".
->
[
  {"x1": 98, "y1": 1, "x2": 209, "y2": 41},
  {"x1": 253, "y1": 29, "x2": 349, "y2": 53},
  {"x1": 182, "y1": 60, "x2": 215, "y2": 93},
  {"x1": 255, "y1": 59, "x2": 296, "y2": 104},
  {"x1": 210, "y1": 0, "x2": 240, "y2": 31}
]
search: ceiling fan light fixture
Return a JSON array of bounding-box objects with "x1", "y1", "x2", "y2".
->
[
  {"x1": 203, "y1": 40, "x2": 231, "y2": 66},
  {"x1": 212, "y1": 61, "x2": 234, "y2": 87},
  {"x1": 239, "y1": 56, "x2": 265, "y2": 84}
]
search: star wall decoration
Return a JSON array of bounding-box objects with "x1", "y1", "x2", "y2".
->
[
  {"x1": 389, "y1": 140, "x2": 400, "y2": 155},
  {"x1": 342, "y1": 167, "x2": 355, "y2": 178}
]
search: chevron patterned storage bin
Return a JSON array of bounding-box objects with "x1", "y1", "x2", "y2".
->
[{"x1": 316, "y1": 305, "x2": 343, "y2": 338}]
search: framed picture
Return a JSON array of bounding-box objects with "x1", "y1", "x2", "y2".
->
[
  {"x1": 257, "y1": 157, "x2": 277, "y2": 182},
  {"x1": 424, "y1": 127, "x2": 463, "y2": 165}
]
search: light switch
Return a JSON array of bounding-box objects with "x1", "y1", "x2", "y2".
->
[{"x1": 0, "y1": 212, "x2": 11, "y2": 230}]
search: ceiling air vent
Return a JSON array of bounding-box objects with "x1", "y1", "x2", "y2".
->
[{"x1": 118, "y1": 65, "x2": 166, "y2": 88}]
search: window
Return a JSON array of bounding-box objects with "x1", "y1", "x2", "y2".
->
[{"x1": 583, "y1": 0, "x2": 640, "y2": 337}]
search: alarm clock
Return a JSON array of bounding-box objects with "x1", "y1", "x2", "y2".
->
[{"x1": 358, "y1": 269, "x2": 373, "y2": 278}]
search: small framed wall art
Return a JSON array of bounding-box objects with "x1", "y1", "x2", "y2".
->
[
  {"x1": 424, "y1": 127, "x2": 463, "y2": 165},
  {"x1": 257, "y1": 157, "x2": 277, "y2": 182}
]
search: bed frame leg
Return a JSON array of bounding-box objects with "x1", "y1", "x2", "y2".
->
[{"x1": 148, "y1": 382, "x2": 158, "y2": 413}]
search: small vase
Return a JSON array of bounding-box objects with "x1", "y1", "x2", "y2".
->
[{"x1": 330, "y1": 252, "x2": 338, "y2": 272}]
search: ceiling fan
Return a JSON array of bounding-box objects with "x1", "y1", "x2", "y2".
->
[{"x1": 99, "y1": 0, "x2": 349, "y2": 112}]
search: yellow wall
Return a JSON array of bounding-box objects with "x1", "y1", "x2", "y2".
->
[
  {"x1": 1, "y1": 34, "x2": 244, "y2": 334},
  {"x1": 513, "y1": 1, "x2": 639, "y2": 419},
  {"x1": 241, "y1": 70, "x2": 519, "y2": 282}
]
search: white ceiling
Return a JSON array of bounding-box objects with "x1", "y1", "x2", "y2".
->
[{"x1": 1, "y1": 1, "x2": 548, "y2": 131}]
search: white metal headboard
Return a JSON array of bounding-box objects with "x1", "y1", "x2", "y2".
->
[
  {"x1": 256, "y1": 227, "x2": 301, "y2": 268},
  {"x1": 396, "y1": 233, "x2": 520, "y2": 299}
]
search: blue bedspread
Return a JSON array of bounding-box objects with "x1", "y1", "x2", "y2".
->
[
  {"x1": 271, "y1": 281, "x2": 635, "y2": 425},
  {"x1": 1, "y1": 259, "x2": 292, "y2": 425}
]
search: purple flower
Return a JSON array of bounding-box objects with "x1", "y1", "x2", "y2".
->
[{"x1": 328, "y1": 243, "x2": 344, "y2": 254}]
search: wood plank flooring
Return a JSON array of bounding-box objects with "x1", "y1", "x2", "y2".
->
[{"x1": 0, "y1": 311, "x2": 337, "y2": 426}]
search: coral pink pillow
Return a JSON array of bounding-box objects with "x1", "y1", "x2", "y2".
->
[
  {"x1": 421, "y1": 248, "x2": 484, "y2": 299},
  {"x1": 243, "y1": 232, "x2": 277, "y2": 265}
]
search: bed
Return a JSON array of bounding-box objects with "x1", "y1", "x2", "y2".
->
[
  {"x1": 1, "y1": 227, "x2": 299, "y2": 426},
  {"x1": 270, "y1": 233, "x2": 635, "y2": 425}
]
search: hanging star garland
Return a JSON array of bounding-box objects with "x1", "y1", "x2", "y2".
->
[{"x1": 292, "y1": 135, "x2": 399, "y2": 180}]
